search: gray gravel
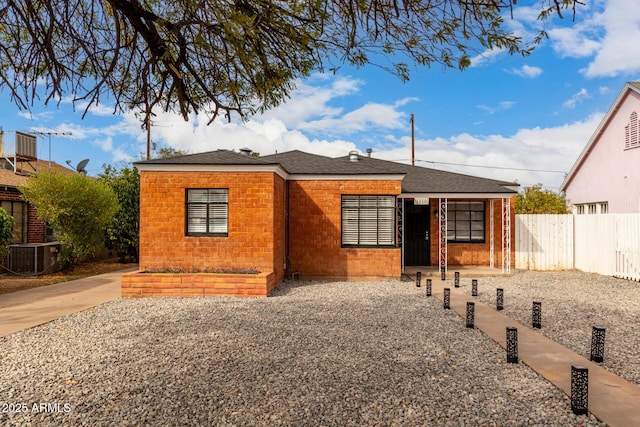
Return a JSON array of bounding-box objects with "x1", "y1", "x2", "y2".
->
[
  {"x1": 470, "y1": 269, "x2": 640, "y2": 388},
  {"x1": 0, "y1": 271, "x2": 616, "y2": 426}
]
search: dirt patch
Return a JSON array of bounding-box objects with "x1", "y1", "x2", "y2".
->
[{"x1": 0, "y1": 257, "x2": 137, "y2": 295}]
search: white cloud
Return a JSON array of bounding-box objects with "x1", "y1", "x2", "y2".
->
[
  {"x1": 470, "y1": 47, "x2": 505, "y2": 67},
  {"x1": 563, "y1": 88, "x2": 590, "y2": 109},
  {"x1": 92, "y1": 136, "x2": 113, "y2": 152},
  {"x1": 19, "y1": 110, "x2": 55, "y2": 121},
  {"x1": 508, "y1": 65, "x2": 543, "y2": 78},
  {"x1": 542, "y1": 0, "x2": 640, "y2": 78},
  {"x1": 547, "y1": 26, "x2": 602, "y2": 59},
  {"x1": 581, "y1": 0, "x2": 640, "y2": 77},
  {"x1": 477, "y1": 101, "x2": 515, "y2": 115}
]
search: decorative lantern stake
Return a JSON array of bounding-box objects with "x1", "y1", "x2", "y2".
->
[
  {"x1": 426, "y1": 279, "x2": 432, "y2": 297},
  {"x1": 496, "y1": 288, "x2": 504, "y2": 311},
  {"x1": 590, "y1": 326, "x2": 606, "y2": 363},
  {"x1": 471, "y1": 279, "x2": 478, "y2": 297},
  {"x1": 571, "y1": 365, "x2": 589, "y2": 415},
  {"x1": 454, "y1": 271, "x2": 460, "y2": 288},
  {"x1": 532, "y1": 301, "x2": 542, "y2": 329},
  {"x1": 441, "y1": 266, "x2": 446, "y2": 281},
  {"x1": 416, "y1": 271, "x2": 422, "y2": 288},
  {"x1": 443, "y1": 288, "x2": 450, "y2": 309},
  {"x1": 466, "y1": 302, "x2": 475, "y2": 328},
  {"x1": 506, "y1": 327, "x2": 518, "y2": 363}
]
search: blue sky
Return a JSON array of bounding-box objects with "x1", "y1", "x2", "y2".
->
[{"x1": 1, "y1": 0, "x2": 639, "y2": 190}]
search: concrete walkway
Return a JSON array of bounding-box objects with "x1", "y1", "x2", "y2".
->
[
  {"x1": 425, "y1": 277, "x2": 640, "y2": 427},
  {"x1": 0, "y1": 267, "x2": 136, "y2": 338}
]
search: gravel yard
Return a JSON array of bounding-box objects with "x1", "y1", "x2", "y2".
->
[
  {"x1": 471, "y1": 270, "x2": 640, "y2": 387},
  {"x1": 0, "y1": 270, "x2": 627, "y2": 426}
]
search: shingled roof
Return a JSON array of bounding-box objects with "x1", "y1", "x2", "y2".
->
[
  {"x1": 335, "y1": 155, "x2": 518, "y2": 194},
  {"x1": 137, "y1": 149, "x2": 517, "y2": 195}
]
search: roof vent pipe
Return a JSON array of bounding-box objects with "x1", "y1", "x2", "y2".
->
[
  {"x1": 239, "y1": 147, "x2": 252, "y2": 156},
  {"x1": 366, "y1": 148, "x2": 372, "y2": 157},
  {"x1": 349, "y1": 150, "x2": 359, "y2": 162}
]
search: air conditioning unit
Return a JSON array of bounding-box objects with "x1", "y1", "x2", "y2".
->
[
  {"x1": 15, "y1": 131, "x2": 37, "y2": 158},
  {"x1": 8, "y1": 242, "x2": 62, "y2": 275}
]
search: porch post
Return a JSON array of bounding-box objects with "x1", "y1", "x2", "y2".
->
[
  {"x1": 490, "y1": 200, "x2": 495, "y2": 269},
  {"x1": 398, "y1": 197, "x2": 405, "y2": 273},
  {"x1": 438, "y1": 198, "x2": 448, "y2": 275},
  {"x1": 501, "y1": 198, "x2": 511, "y2": 273}
]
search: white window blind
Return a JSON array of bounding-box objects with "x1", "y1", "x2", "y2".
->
[
  {"x1": 341, "y1": 195, "x2": 396, "y2": 247},
  {"x1": 186, "y1": 189, "x2": 228, "y2": 235}
]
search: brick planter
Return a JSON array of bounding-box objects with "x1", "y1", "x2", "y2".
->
[{"x1": 121, "y1": 270, "x2": 277, "y2": 298}]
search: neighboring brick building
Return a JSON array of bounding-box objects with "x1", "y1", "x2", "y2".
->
[
  {"x1": 1, "y1": 159, "x2": 76, "y2": 244},
  {"x1": 128, "y1": 149, "x2": 517, "y2": 296}
]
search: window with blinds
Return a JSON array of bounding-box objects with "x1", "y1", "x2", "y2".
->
[
  {"x1": 186, "y1": 189, "x2": 228, "y2": 236},
  {"x1": 625, "y1": 111, "x2": 639, "y2": 150},
  {"x1": 446, "y1": 201, "x2": 485, "y2": 243},
  {"x1": 341, "y1": 195, "x2": 396, "y2": 247}
]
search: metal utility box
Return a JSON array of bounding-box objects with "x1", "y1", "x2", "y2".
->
[{"x1": 7, "y1": 242, "x2": 62, "y2": 275}]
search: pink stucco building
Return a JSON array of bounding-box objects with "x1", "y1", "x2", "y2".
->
[{"x1": 561, "y1": 82, "x2": 640, "y2": 214}]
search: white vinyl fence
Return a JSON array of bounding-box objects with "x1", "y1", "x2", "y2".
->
[{"x1": 515, "y1": 214, "x2": 640, "y2": 282}]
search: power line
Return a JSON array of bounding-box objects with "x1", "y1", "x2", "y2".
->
[{"x1": 392, "y1": 158, "x2": 567, "y2": 174}]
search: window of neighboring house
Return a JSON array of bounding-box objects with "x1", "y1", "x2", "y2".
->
[
  {"x1": 576, "y1": 204, "x2": 585, "y2": 215},
  {"x1": 588, "y1": 204, "x2": 597, "y2": 214},
  {"x1": 342, "y1": 195, "x2": 396, "y2": 247},
  {"x1": 0, "y1": 200, "x2": 28, "y2": 243},
  {"x1": 625, "y1": 111, "x2": 639, "y2": 149},
  {"x1": 185, "y1": 189, "x2": 228, "y2": 236},
  {"x1": 446, "y1": 201, "x2": 485, "y2": 243},
  {"x1": 599, "y1": 202, "x2": 608, "y2": 214}
]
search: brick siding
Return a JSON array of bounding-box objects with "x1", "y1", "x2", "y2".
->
[
  {"x1": 287, "y1": 180, "x2": 402, "y2": 280},
  {"x1": 139, "y1": 171, "x2": 285, "y2": 283}
]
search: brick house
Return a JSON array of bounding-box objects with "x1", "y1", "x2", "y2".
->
[
  {"x1": 1, "y1": 158, "x2": 75, "y2": 274},
  {"x1": 125, "y1": 149, "x2": 517, "y2": 297}
]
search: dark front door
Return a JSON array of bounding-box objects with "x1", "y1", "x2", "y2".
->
[{"x1": 405, "y1": 202, "x2": 430, "y2": 266}]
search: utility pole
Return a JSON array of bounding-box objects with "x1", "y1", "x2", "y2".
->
[
  {"x1": 411, "y1": 113, "x2": 415, "y2": 166},
  {"x1": 33, "y1": 130, "x2": 73, "y2": 169}
]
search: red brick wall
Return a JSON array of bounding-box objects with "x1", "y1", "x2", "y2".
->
[
  {"x1": 139, "y1": 171, "x2": 285, "y2": 283},
  {"x1": 429, "y1": 197, "x2": 516, "y2": 266},
  {"x1": 288, "y1": 180, "x2": 402, "y2": 279}
]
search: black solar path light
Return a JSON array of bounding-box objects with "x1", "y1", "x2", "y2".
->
[
  {"x1": 471, "y1": 279, "x2": 478, "y2": 297},
  {"x1": 443, "y1": 288, "x2": 450, "y2": 309},
  {"x1": 571, "y1": 365, "x2": 589, "y2": 416},
  {"x1": 466, "y1": 302, "x2": 475, "y2": 328},
  {"x1": 506, "y1": 327, "x2": 518, "y2": 363},
  {"x1": 532, "y1": 301, "x2": 542, "y2": 329},
  {"x1": 496, "y1": 288, "x2": 504, "y2": 311},
  {"x1": 426, "y1": 279, "x2": 432, "y2": 297},
  {"x1": 416, "y1": 271, "x2": 422, "y2": 288},
  {"x1": 590, "y1": 326, "x2": 606, "y2": 363},
  {"x1": 454, "y1": 271, "x2": 460, "y2": 288}
]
